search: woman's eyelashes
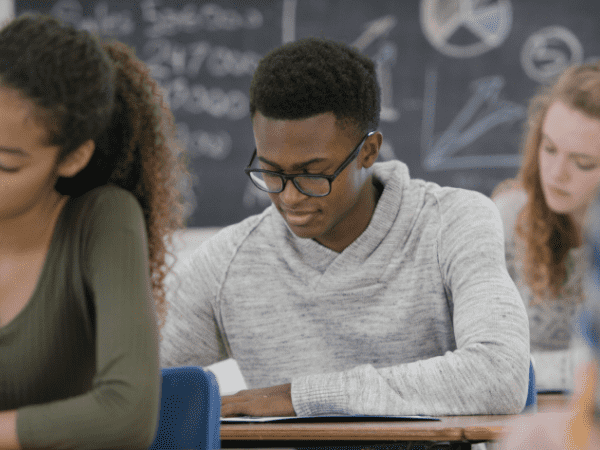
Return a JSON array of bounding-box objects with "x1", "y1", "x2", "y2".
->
[
  {"x1": 0, "y1": 164, "x2": 20, "y2": 172},
  {"x1": 542, "y1": 143, "x2": 556, "y2": 155},
  {"x1": 542, "y1": 143, "x2": 598, "y2": 171},
  {"x1": 574, "y1": 159, "x2": 597, "y2": 171}
]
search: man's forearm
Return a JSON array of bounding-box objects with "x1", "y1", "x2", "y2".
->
[{"x1": 0, "y1": 411, "x2": 20, "y2": 450}]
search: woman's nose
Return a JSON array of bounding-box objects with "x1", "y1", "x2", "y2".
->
[{"x1": 550, "y1": 155, "x2": 570, "y2": 183}]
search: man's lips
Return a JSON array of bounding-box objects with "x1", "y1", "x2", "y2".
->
[{"x1": 280, "y1": 208, "x2": 319, "y2": 225}]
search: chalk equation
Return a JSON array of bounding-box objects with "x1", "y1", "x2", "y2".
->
[
  {"x1": 143, "y1": 38, "x2": 261, "y2": 80},
  {"x1": 176, "y1": 123, "x2": 232, "y2": 161},
  {"x1": 49, "y1": 0, "x2": 135, "y2": 36},
  {"x1": 141, "y1": 0, "x2": 263, "y2": 38},
  {"x1": 159, "y1": 77, "x2": 249, "y2": 121}
]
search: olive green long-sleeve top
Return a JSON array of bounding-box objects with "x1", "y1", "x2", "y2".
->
[{"x1": 0, "y1": 185, "x2": 160, "y2": 450}]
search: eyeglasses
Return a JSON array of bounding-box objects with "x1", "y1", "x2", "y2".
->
[{"x1": 244, "y1": 131, "x2": 374, "y2": 198}]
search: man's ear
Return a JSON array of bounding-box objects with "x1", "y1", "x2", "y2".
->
[
  {"x1": 57, "y1": 140, "x2": 95, "y2": 178},
  {"x1": 361, "y1": 132, "x2": 383, "y2": 169}
]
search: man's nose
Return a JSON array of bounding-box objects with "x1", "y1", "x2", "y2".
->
[{"x1": 279, "y1": 178, "x2": 307, "y2": 205}]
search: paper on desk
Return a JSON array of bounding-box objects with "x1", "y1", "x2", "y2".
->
[{"x1": 221, "y1": 414, "x2": 439, "y2": 423}]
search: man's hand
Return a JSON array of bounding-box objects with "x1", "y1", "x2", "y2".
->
[{"x1": 221, "y1": 383, "x2": 296, "y2": 417}]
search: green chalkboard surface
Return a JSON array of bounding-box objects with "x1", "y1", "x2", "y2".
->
[{"x1": 15, "y1": 0, "x2": 600, "y2": 227}]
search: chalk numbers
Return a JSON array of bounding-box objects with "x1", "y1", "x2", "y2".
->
[
  {"x1": 144, "y1": 39, "x2": 260, "y2": 80},
  {"x1": 145, "y1": 39, "x2": 258, "y2": 122}
]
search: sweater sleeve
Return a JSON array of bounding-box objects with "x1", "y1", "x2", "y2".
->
[
  {"x1": 159, "y1": 228, "x2": 233, "y2": 369},
  {"x1": 17, "y1": 188, "x2": 160, "y2": 450},
  {"x1": 291, "y1": 191, "x2": 530, "y2": 416}
]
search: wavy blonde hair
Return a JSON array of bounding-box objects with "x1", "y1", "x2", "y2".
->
[{"x1": 495, "y1": 62, "x2": 600, "y2": 302}]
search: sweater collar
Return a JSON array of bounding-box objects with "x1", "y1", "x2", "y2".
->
[{"x1": 273, "y1": 160, "x2": 411, "y2": 268}]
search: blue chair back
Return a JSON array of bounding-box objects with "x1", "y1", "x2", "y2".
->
[
  {"x1": 524, "y1": 360, "x2": 536, "y2": 411},
  {"x1": 149, "y1": 366, "x2": 221, "y2": 450}
]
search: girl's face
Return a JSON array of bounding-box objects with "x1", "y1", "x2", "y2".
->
[
  {"x1": 539, "y1": 101, "x2": 600, "y2": 224},
  {"x1": 0, "y1": 87, "x2": 64, "y2": 223}
]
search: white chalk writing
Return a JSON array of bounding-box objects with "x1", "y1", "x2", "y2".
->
[
  {"x1": 422, "y1": 70, "x2": 525, "y2": 171},
  {"x1": 50, "y1": 0, "x2": 135, "y2": 36},
  {"x1": 520, "y1": 26, "x2": 584, "y2": 84},
  {"x1": 176, "y1": 123, "x2": 232, "y2": 161},
  {"x1": 144, "y1": 38, "x2": 260, "y2": 80},
  {"x1": 160, "y1": 77, "x2": 249, "y2": 120},
  {"x1": 141, "y1": 1, "x2": 263, "y2": 38}
]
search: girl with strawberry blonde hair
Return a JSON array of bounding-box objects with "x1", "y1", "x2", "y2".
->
[{"x1": 493, "y1": 61, "x2": 600, "y2": 391}]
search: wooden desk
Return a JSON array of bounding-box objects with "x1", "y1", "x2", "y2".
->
[
  {"x1": 221, "y1": 395, "x2": 571, "y2": 448},
  {"x1": 461, "y1": 393, "x2": 571, "y2": 442},
  {"x1": 537, "y1": 392, "x2": 570, "y2": 411},
  {"x1": 221, "y1": 416, "x2": 506, "y2": 448},
  {"x1": 221, "y1": 419, "x2": 464, "y2": 448}
]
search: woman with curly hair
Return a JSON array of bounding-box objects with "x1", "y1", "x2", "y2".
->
[
  {"x1": 492, "y1": 61, "x2": 600, "y2": 392},
  {"x1": 0, "y1": 14, "x2": 188, "y2": 449}
]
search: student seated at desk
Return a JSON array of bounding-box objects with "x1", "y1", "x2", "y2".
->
[
  {"x1": 500, "y1": 189, "x2": 600, "y2": 450},
  {"x1": 161, "y1": 37, "x2": 530, "y2": 421},
  {"x1": 492, "y1": 62, "x2": 600, "y2": 392},
  {"x1": 0, "y1": 15, "x2": 188, "y2": 450}
]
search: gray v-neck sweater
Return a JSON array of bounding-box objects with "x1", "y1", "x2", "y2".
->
[{"x1": 160, "y1": 160, "x2": 530, "y2": 416}]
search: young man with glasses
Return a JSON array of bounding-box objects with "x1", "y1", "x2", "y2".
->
[{"x1": 160, "y1": 37, "x2": 530, "y2": 421}]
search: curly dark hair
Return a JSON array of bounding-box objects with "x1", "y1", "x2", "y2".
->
[
  {"x1": 249, "y1": 37, "x2": 380, "y2": 136},
  {"x1": 0, "y1": 14, "x2": 190, "y2": 332}
]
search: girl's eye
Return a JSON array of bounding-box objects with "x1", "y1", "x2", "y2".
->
[
  {"x1": 575, "y1": 161, "x2": 597, "y2": 171},
  {"x1": 0, "y1": 165, "x2": 20, "y2": 172},
  {"x1": 542, "y1": 145, "x2": 556, "y2": 154}
]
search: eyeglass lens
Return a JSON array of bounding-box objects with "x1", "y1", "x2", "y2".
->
[{"x1": 249, "y1": 172, "x2": 330, "y2": 196}]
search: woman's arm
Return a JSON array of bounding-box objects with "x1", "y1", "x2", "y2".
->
[
  {"x1": 16, "y1": 188, "x2": 160, "y2": 449},
  {"x1": 0, "y1": 411, "x2": 20, "y2": 450}
]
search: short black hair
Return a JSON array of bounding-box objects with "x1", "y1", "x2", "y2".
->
[{"x1": 249, "y1": 37, "x2": 380, "y2": 135}]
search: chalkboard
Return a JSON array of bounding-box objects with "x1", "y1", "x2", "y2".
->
[{"x1": 14, "y1": 0, "x2": 600, "y2": 227}]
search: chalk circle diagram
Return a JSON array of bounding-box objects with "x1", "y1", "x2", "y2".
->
[
  {"x1": 420, "y1": 0, "x2": 512, "y2": 58},
  {"x1": 520, "y1": 26, "x2": 584, "y2": 84}
]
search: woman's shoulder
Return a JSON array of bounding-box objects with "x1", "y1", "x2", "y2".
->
[
  {"x1": 490, "y1": 179, "x2": 528, "y2": 238},
  {"x1": 73, "y1": 184, "x2": 143, "y2": 221},
  {"x1": 62, "y1": 184, "x2": 145, "y2": 245},
  {"x1": 491, "y1": 179, "x2": 527, "y2": 202}
]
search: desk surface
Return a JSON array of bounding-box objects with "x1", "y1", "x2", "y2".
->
[
  {"x1": 220, "y1": 394, "x2": 571, "y2": 446},
  {"x1": 221, "y1": 418, "x2": 464, "y2": 442},
  {"x1": 461, "y1": 392, "x2": 571, "y2": 442}
]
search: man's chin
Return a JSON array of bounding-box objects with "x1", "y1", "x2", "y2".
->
[{"x1": 283, "y1": 220, "x2": 320, "y2": 239}]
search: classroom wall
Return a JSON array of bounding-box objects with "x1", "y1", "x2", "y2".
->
[
  {"x1": 14, "y1": 0, "x2": 600, "y2": 231},
  {"x1": 0, "y1": 0, "x2": 13, "y2": 21},
  {"x1": 7, "y1": 0, "x2": 600, "y2": 393}
]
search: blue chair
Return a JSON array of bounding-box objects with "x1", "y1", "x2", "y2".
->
[
  {"x1": 149, "y1": 366, "x2": 221, "y2": 450},
  {"x1": 524, "y1": 360, "x2": 536, "y2": 411}
]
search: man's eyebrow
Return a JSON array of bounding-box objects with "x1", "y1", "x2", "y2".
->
[
  {"x1": 541, "y1": 133, "x2": 598, "y2": 159},
  {"x1": 257, "y1": 155, "x2": 329, "y2": 171},
  {"x1": 0, "y1": 146, "x2": 29, "y2": 157}
]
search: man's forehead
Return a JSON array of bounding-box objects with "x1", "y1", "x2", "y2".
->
[{"x1": 253, "y1": 112, "x2": 358, "y2": 147}]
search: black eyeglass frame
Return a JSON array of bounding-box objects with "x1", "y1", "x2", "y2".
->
[{"x1": 244, "y1": 131, "x2": 375, "y2": 198}]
